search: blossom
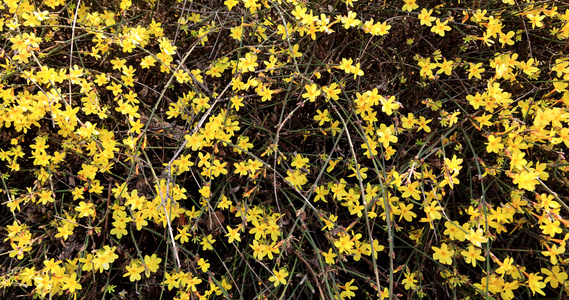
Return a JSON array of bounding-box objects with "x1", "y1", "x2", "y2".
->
[
  {"x1": 269, "y1": 268, "x2": 288, "y2": 287},
  {"x1": 432, "y1": 243, "x2": 454, "y2": 265},
  {"x1": 431, "y1": 19, "x2": 451, "y2": 36}
]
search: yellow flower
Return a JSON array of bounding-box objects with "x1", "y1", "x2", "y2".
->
[
  {"x1": 468, "y1": 62, "x2": 485, "y2": 79},
  {"x1": 302, "y1": 83, "x2": 321, "y2": 102},
  {"x1": 398, "y1": 181, "x2": 420, "y2": 200},
  {"x1": 418, "y1": 9, "x2": 435, "y2": 26},
  {"x1": 61, "y1": 273, "x2": 82, "y2": 293},
  {"x1": 239, "y1": 52, "x2": 258, "y2": 73},
  {"x1": 486, "y1": 134, "x2": 504, "y2": 153},
  {"x1": 162, "y1": 272, "x2": 180, "y2": 290},
  {"x1": 225, "y1": 225, "x2": 242, "y2": 243},
  {"x1": 143, "y1": 254, "x2": 162, "y2": 276},
  {"x1": 322, "y1": 83, "x2": 341, "y2": 100},
  {"x1": 397, "y1": 203, "x2": 416, "y2": 222},
  {"x1": 314, "y1": 109, "x2": 331, "y2": 126},
  {"x1": 334, "y1": 233, "x2": 354, "y2": 254},
  {"x1": 338, "y1": 11, "x2": 361, "y2": 29},
  {"x1": 418, "y1": 58, "x2": 436, "y2": 78},
  {"x1": 402, "y1": 0, "x2": 419, "y2": 11},
  {"x1": 175, "y1": 226, "x2": 191, "y2": 244},
  {"x1": 377, "y1": 124, "x2": 398, "y2": 147},
  {"x1": 432, "y1": 243, "x2": 454, "y2": 265},
  {"x1": 541, "y1": 266, "x2": 568, "y2": 289},
  {"x1": 461, "y1": 245, "x2": 485, "y2": 267},
  {"x1": 123, "y1": 261, "x2": 145, "y2": 282},
  {"x1": 55, "y1": 224, "x2": 73, "y2": 241},
  {"x1": 340, "y1": 279, "x2": 358, "y2": 299},
  {"x1": 321, "y1": 248, "x2": 337, "y2": 264},
  {"x1": 337, "y1": 57, "x2": 354, "y2": 73},
  {"x1": 437, "y1": 58, "x2": 454, "y2": 76},
  {"x1": 466, "y1": 228, "x2": 488, "y2": 247},
  {"x1": 349, "y1": 62, "x2": 364, "y2": 79},
  {"x1": 526, "y1": 272, "x2": 546, "y2": 296},
  {"x1": 92, "y1": 246, "x2": 118, "y2": 272},
  {"x1": 243, "y1": 0, "x2": 260, "y2": 13},
  {"x1": 200, "y1": 234, "x2": 216, "y2": 251},
  {"x1": 110, "y1": 58, "x2": 126, "y2": 70},
  {"x1": 224, "y1": 0, "x2": 238, "y2": 10},
  {"x1": 431, "y1": 19, "x2": 451, "y2": 36},
  {"x1": 291, "y1": 154, "x2": 309, "y2": 169},
  {"x1": 269, "y1": 268, "x2": 289, "y2": 287},
  {"x1": 197, "y1": 258, "x2": 210, "y2": 272},
  {"x1": 158, "y1": 37, "x2": 177, "y2": 55},
  {"x1": 402, "y1": 272, "x2": 417, "y2": 290}
]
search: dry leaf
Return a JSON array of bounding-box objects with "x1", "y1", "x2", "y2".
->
[{"x1": 206, "y1": 211, "x2": 225, "y2": 231}]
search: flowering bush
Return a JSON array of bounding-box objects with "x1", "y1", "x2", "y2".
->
[{"x1": 1, "y1": 0, "x2": 569, "y2": 299}]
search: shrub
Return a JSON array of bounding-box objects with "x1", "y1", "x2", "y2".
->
[{"x1": 1, "y1": 0, "x2": 569, "y2": 299}]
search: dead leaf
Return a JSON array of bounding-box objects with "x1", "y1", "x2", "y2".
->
[{"x1": 206, "y1": 211, "x2": 225, "y2": 231}]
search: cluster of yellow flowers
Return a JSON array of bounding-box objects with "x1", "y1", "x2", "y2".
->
[{"x1": 1, "y1": 0, "x2": 569, "y2": 299}]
